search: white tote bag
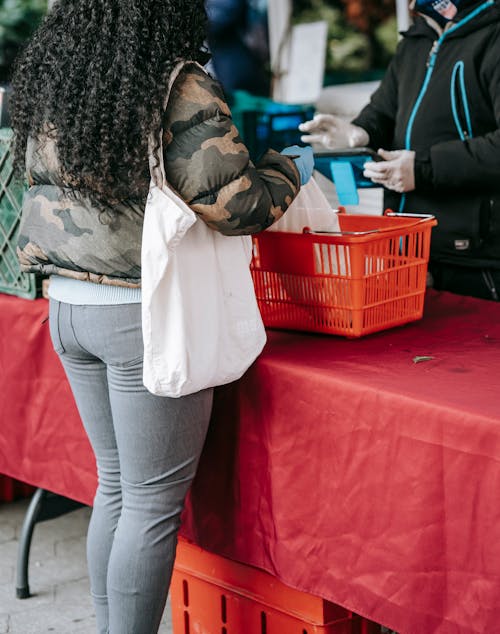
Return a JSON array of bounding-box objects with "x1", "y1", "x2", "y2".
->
[{"x1": 141, "y1": 64, "x2": 266, "y2": 397}]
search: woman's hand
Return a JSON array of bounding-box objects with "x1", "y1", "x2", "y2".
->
[
  {"x1": 363, "y1": 149, "x2": 416, "y2": 192},
  {"x1": 281, "y1": 145, "x2": 314, "y2": 185}
]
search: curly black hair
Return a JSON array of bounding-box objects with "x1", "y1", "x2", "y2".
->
[{"x1": 10, "y1": 0, "x2": 208, "y2": 205}]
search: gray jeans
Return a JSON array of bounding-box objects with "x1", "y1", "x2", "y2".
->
[{"x1": 49, "y1": 300, "x2": 213, "y2": 634}]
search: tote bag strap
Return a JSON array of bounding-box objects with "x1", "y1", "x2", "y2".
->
[{"x1": 148, "y1": 60, "x2": 206, "y2": 191}]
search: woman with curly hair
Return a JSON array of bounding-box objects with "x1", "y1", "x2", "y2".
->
[{"x1": 11, "y1": 1, "x2": 313, "y2": 632}]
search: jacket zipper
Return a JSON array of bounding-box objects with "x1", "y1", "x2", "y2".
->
[{"x1": 399, "y1": 0, "x2": 494, "y2": 211}]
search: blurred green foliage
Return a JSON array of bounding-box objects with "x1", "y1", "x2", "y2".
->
[
  {"x1": 292, "y1": 0, "x2": 398, "y2": 81},
  {"x1": 0, "y1": 0, "x2": 47, "y2": 82}
]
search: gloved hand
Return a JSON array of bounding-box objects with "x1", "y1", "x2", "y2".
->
[
  {"x1": 299, "y1": 114, "x2": 369, "y2": 149},
  {"x1": 363, "y1": 149, "x2": 416, "y2": 193},
  {"x1": 281, "y1": 145, "x2": 314, "y2": 185}
]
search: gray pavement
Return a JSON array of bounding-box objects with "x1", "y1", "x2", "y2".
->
[{"x1": 0, "y1": 498, "x2": 173, "y2": 634}]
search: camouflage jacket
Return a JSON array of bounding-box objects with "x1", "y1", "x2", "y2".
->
[{"x1": 17, "y1": 62, "x2": 300, "y2": 287}]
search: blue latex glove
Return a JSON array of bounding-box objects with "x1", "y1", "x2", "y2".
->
[{"x1": 281, "y1": 145, "x2": 314, "y2": 185}]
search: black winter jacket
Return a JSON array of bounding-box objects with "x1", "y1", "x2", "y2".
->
[{"x1": 353, "y1": 0, "x2": 500, "y2": 268}]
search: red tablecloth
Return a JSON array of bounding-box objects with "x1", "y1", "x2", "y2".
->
[
  {"x1": 1, "y1": 291, "x2": 499, "y2": 634},
  {"x1": 0, "y1": 296, "x2": 96, "y2": 502}
]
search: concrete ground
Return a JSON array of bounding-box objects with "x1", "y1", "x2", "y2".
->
[{"x1": 0, "y1": 498, "x2": 173, "y2": 634}]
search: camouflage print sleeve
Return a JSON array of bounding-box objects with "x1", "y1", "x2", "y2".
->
[{"x1": 162, "y1": 63, "x2": 300, "y2": 236}]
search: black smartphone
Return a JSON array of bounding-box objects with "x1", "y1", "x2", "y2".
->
[
  {"x1": 313, "y1": 147, "x2": 384, "y2": 188},
  {"x1": 315, "y1": 147, "x2": 384, "y2": 161}
]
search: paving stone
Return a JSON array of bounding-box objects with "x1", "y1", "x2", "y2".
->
[
  {"x1": 16, "y1": 508, "x2": 92, "y2": 559},
  {"x1": 0, "y1": 522, "x2": 15, "y2": 544},
  {"x1": 67, "y1": 613, "x2": 98, "y2": 634},
  {"x1": 69, "y1": 617, "x2": 97, "y2": 634},
  {"x1": 0, "y1": 540, "x2": 19, "y2": 566},
  {"x1": 0, "y1": 541, "x2": 17, "y2": 588},
  {"x1": 54, "y1": 577, "x2": 91, "y2": 603},
  {"x1": 54, "y1": 578, "x2": 94, "y2": 623},
  {"x1": 9, "y1": 601, "x2": 91, "y2": 634},
  {"x1": 29, "y1": 556, "x2": 88, "y2": 592},
  {"x1": 0, "y1": 614, "x2": 9, "y2": 634},
  {"x1": 0, "y1": 562, "x2": 13, "y2": 587},
  {"x1": 0, "y1": 583, "x2": 55, "y2": 615},
  {"x1": 160, "y1": 598, "x2": 174, "y2": 633},
  {"x1": 54, "y1": 536, "x2": 87, "y2": 562}
]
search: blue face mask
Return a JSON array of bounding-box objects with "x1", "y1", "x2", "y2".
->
[{"x1": 415, "y1": 0, "x2": 460, "y2": 24}]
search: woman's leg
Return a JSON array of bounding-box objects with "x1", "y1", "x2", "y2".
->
[
  {"x1": 105, "y1": 369, "x2": 212, "y2": 633},
  {"x1": 50, "y1": 300, "x2": 213, "y2": 634},
  {"x1": 49, "y1": 300, "x2": 122, "y2": 633}
]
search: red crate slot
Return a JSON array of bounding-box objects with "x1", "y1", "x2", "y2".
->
[
  {"x1": 171, "y1": 538, "x2": 382, "y2": 634},
  {"x1": 0, "y1": 474, "x2": 35, "y2": 503},
  {"x1": 251, "y1": 212, "x2": 437, "y2": 338}
]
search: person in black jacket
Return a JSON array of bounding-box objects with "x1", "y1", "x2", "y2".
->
[{"x1": 301, "y1": 0, "x2": 500, "y2": 300}]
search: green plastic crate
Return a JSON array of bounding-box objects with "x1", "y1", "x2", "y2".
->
[{"x1": 0, "y1": 128, "x2": 37, "y2": 299}]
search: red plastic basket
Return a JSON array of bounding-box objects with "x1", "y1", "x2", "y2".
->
[
  {"x1": 171, "y1": 538, "x2": 382, "y2": 634},
  {"x1": 251, "y1": 211, "x2": 437, "y2": 337}
]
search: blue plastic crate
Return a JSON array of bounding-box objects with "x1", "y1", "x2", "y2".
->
[{"x1": 230, "y1": 91, "x2": 314, "y2": 161}]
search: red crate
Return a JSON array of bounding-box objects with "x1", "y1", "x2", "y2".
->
[
  {"x1": 0, "y1": 474, "x2": 35, "y2": 503},
  {"x1": 171, "y1": 538, "x2": 381, "y2": 634}
]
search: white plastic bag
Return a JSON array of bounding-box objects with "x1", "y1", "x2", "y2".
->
[
  {"x1": 269, "y1": 177, "x2": 348, "y2": 276},
  {"x1": 267, "y1": 176, "x2": 340, "y2": 234},
  {"x1": 141, "y1": 64, "x2": 266, "y2": 397}
]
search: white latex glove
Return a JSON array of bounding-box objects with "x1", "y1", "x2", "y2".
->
[
  {"x1": 363, "y1": 149, "x2": 416, "y2": 193},
  {"x1": 299, "y1": 113, "x2": 369, "y2": 149}
]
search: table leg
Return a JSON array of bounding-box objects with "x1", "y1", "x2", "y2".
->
[{"x1": 16, "y1": 488, "x2": 86, "y2": 599}]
